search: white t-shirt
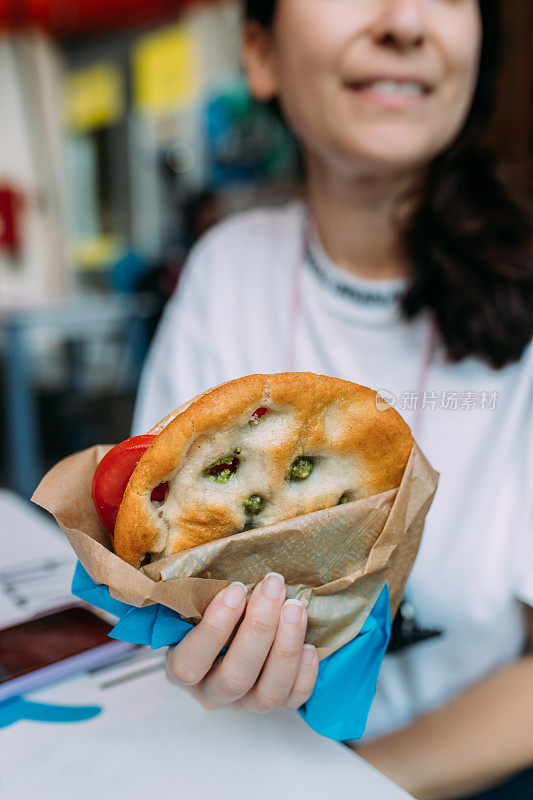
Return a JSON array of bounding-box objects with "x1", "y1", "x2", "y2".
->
[{"x1": 133, "y1": 198, "x2": 533, "y2": 741}]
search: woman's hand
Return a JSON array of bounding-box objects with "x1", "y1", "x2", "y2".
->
[{"x1": 165, "y1": 572, "x2": 319, "y2": 712}]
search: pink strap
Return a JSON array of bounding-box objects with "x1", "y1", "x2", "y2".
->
[
  {"x1": 286, "y1": 204, "x2": 436, "y2": 446},
  {"x1": 413, "y1": 315, "x2": 436, "y2": 443},
  {"x1": 285, "y1": 206, "x2": 312, "y2": 371}
]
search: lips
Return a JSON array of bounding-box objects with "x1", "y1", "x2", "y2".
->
[
  {"x1": 346, "y1": 76, "x2": 433, "y2": 95},
  {"x1": 343, "y1": 75, "x2": 434, "y2": 110}
]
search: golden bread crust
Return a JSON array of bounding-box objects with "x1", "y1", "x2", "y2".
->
[{"x1": 113, "y1": 373, "x2": 413, "y2": 567}]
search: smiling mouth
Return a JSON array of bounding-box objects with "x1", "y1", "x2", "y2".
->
[{"x1": 347, "y1": 79, "x2": 432, "y2": 97}]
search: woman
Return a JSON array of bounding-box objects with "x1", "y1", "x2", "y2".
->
[{"x1": 133, "y1": 1, "x2": 533, "y2": 797}]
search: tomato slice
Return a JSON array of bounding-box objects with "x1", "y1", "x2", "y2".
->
[
  {"x1": 91, "y1": 435, "x2": 167, "y2": 534},
  {"x1": 249, "y1": 406, "x2": 268, "y2": 425}
]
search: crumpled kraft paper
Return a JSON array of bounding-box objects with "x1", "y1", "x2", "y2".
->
[{"x1": 32, "y1": 441, "x2": 438, "y2": 659}]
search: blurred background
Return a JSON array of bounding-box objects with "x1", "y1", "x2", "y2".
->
[{"x1": 0, "y1": 0, "x2": 531, "y2": 501}]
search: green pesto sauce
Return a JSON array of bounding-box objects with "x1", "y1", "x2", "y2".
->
[
  {"x1": 244, "y1": 494, "x2": 264, "y2": 516},
  {"x1": 208, "y1": 468, "x2": 232, "y2": 483},
  {"x1": 204, "y1": 455, "x2": 239, "y2": 483},
  {"x1": 289, "y1": 456, "x2": 314, "y2": 481}
]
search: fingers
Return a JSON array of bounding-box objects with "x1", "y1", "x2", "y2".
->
[
  {"x1": 166, "y1": 580, "x2": 247, "y2": 687},
  {"x1": 283, "y1": 644, "x2": 319, "y2": 710},
  {"x1": 242, "y1": 598, "x2": 308, "y2": 712},
  {"x1": 166, "y1": 573, "x2": 320, "y2": 715},
  {"x1": 201, "y1": 572, "x2": 286, "y2": 706}
]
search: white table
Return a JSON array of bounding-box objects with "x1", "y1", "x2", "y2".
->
[
  {"x1": 0, "y1": 490, "x2": 412, "y2": 800},
  {"x1": 0, "y1": 489, "x2": 76, "y2": 628}
]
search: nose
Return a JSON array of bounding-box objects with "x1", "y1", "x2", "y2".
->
[{"x1": 370, "y1": 0, "x2": 428, "y2": 51}]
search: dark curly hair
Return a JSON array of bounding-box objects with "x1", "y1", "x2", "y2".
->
[{"x1": 244, "y1": 0, "x2": 533, "y2": 369}]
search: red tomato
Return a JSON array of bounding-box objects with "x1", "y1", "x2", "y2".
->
[{"x1": 91, "y1": 435, "x2": 167, "y2": 534}]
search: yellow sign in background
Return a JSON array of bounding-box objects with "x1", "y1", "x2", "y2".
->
[
  {"x1": 133, "y1": 24, "x2": 200, "y2": 115},
  {"x1": 65, "y1": 63, "x2": 124, "y2": 132}
]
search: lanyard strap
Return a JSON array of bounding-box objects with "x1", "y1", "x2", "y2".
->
[
  {"x1": 413, "y1": 314, "x2": 436, "y2": 443},
  {"x1": 285, "y1": 204, "x2": 436, "y2": 446},
  {"x1": 285, "y1": 206, "x2": 311, "y2": 374}
]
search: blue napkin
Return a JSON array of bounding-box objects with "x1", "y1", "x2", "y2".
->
[
  {"x1": 0, "y1": 696, "x2": 101, "y2": 729},
  {"x1": 72, "y1": 562, "x2": 390, "y2": 741}
]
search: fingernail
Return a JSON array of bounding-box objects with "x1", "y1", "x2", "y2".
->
[
  {"x1": 262, "y1": 572, "x2": 285, "y2": 600},
  {"x1": 302, "y1": 644, "x2": 316, "y2": 664},
  {"x1": 223, "y1": 581, "x2": 247, "y2": 608},
  {"x1": 283, "y1": 599, "x2": 304, "y2": 623}
]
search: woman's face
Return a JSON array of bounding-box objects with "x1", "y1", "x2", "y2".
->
[{"x1": 244, "y1": 0, "x2": 482, "y2": 172}]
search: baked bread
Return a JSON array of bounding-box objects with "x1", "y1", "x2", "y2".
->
[{"x1": 113, "y1": 373, "x2": 413, "y2": 567}]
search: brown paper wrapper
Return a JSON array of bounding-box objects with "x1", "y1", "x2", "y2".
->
[{"x1": 32, "y1": 441, "x2": 438, "y2": 659}]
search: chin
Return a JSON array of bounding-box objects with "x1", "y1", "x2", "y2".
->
[{"x1": 333, "y1": 127, "x2": 451, "y2": 173}]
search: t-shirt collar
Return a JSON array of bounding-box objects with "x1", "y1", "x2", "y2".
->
[{"x1": 304, "y1": 212, "x2": 408, "y2": 326}]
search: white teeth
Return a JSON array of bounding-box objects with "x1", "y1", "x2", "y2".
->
[{"x1": 366, "y1": 80, "x2": 423, "y2": 96}]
